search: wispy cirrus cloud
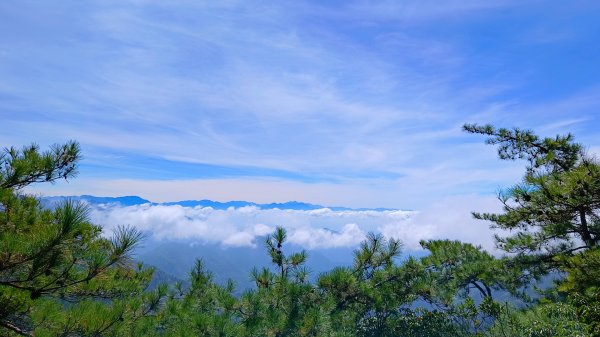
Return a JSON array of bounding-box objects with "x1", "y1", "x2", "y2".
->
[{"x1": 3, "y1": 0, "x2": 600, "y2": 211}]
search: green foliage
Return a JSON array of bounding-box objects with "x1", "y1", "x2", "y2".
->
[
  {"x1": 145, "y1": 260, "x2": 240, "y2": 337},
  {"x1": 239, "y1": 228, "x2": 326, "y2": 336},
  {"x1": 462, "y1": 124, "x2": 582, "y2": 174},
  {"x1": 414, "y1": 240, "x2": 531, "y2": 334},
  {"x1": 486, "y1": 303, "x2": 591, "y2": 337},
  {"x1": 466, "y1": 123, "x2": 600, "y2": 335},
  {"x1": 420, "y1": 240, "x2": 513, "y2": 301},
  {"x1": 265, "y1": 227, "x2": 309, "y2": 283},
  {"x1": 0, "y1": 142, "x2": 159, "y2": 336},
  {"x1": 0, "y1": 141, "x2": 81, "y2": 190},
  {"x1": 465, "y1": 124, "x2": 600, "y2": 268},
  {"x1": 361, "y1": 309, "x2": 469, "y2": 337},
  {"x1": 557, "y1": 247, "x2": 600, "y2": 336}
]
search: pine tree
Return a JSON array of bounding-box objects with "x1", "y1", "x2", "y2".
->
[
  {"x1": 465, "y1": 124, "x2": 600, "y2": 335},
  {"x1": 0, "y1": 142, "x2": 158, "y2": 336},
  {"x1": 464, "y1": 124, "x2": 600, "y2": 266},
  {"x1": 240, "y1": 227, "x2": 323, "y2": 336}
]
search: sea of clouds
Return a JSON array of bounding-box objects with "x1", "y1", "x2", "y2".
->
[{"x1": 88, "y1": 194, "x2": 502, "y2": 253}]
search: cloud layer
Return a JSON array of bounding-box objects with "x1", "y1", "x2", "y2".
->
[{"x1": 90, "y1": 194, "x2": 502, "y2": 252}]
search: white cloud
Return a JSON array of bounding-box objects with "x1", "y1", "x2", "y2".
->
[
  {"x1": 88, "y1": 194, "x2": 503, "y2": 252},
  {"x1": 89, "y1": 203, "x2": 412, "y2": 249},
  {"x1": 381, "y1": 194, "x2": 504, "y2": 252},
  {"x1": 222, "y1": 232, "x2": 256, "y2": 247},
  {"x1": 288, "y1": 223, "x2": 366, "y2": 249}
]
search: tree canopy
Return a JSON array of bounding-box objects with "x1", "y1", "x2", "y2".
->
[
  {"x1": 0, "y1": 142, "x2": 161, "y2": 336},
  {"x1": 464, "y1": 124, "x2": 599, "y2": 263},
  {"x1": 2, "y1": 125, "x2": 600, "y2": 336}
]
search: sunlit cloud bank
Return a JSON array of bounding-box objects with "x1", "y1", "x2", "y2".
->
[{"x1": 89, "y1": 194, "x2": 502, "y2": 252}]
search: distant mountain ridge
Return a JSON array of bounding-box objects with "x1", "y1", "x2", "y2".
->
[{"x1": 41, "y1": 195, "x2": 399, "y2": 211}]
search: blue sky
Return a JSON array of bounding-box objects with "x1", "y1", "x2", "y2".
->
[{"x1": 2, "y1": 0, "x2": 600, "y2": 209}]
